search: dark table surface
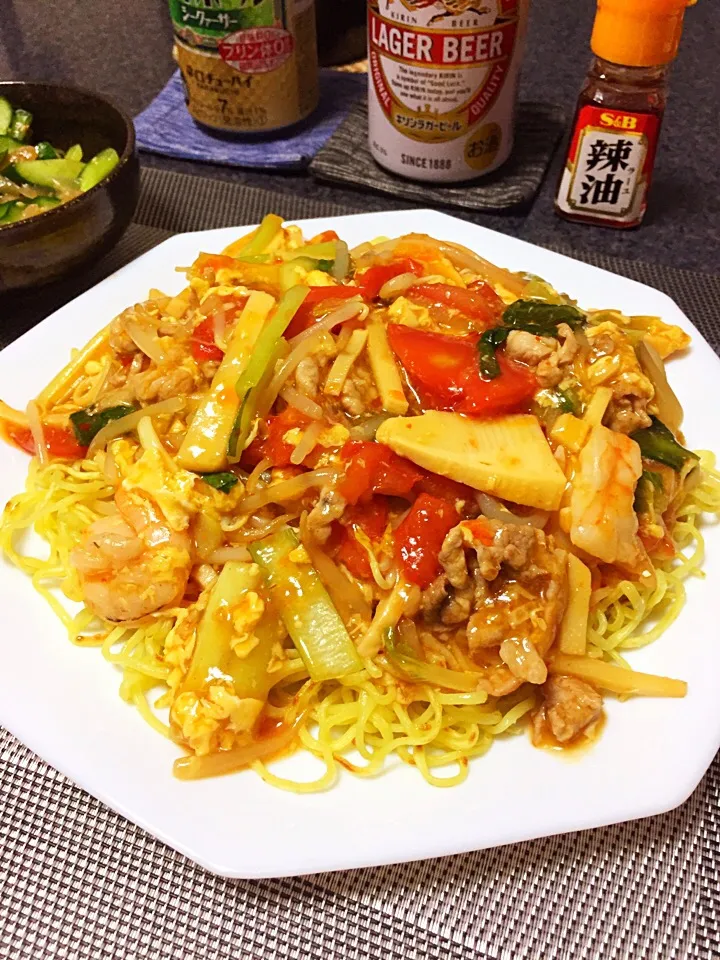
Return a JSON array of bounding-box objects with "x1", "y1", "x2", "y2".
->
[{"x1": 1, "y1": 0, "x2": 718, "y2": 274}]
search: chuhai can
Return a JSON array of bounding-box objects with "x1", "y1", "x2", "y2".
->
[
  {"x1": 367, "y1": 0, "x2": 529, "y2": 183},
  {"x1": 169, "y1": 0, "x2": 319, "y2": 134}
]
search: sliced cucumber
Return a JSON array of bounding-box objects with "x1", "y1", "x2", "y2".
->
[
  {"x1": 14, "y1": 157, "x2": 84, "y2": 188},
  {"x1": 0, "y1": 134, "x2": 21, "y2": 155},
  {"x1": 0, "y1": 201, "x2": 10, "y2": 221},
  {"x1": 0, "y1": 98, "x2": 12, "y2": 136},
  {"x1": 0, "y1": 201, "x2": 28, "y2": 224},
  {"x1": 35, "y1": 141, "x2": 58, "y2": 160},
  {"x1": 78, "y1": 147, "x2": 119, "y2": 191},
  {"x1": 32, "y1": 196, "x2": 61, "y2": 210},
  {"x1": 8, "y1": 108, "x2": 32, "y2": 142},
  {"x1": 65, "y1": 143, "x2": 83, "y2": 162}
]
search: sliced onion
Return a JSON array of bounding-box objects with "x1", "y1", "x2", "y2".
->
[
  {"x1": 246, "y1": 457, "x2": 272, "y2": 494},
  {"x1": 0, "y1": 400, "x2": 29, "y2": 427},
  {"x1": 348, "y1": 414, "x2": 392, "y2": 441},
  {"x1": 230, "y1": 512, "x2": 299, "y2": 544},
  {"x1": 280, "y1": 386, "x2": 324, "y2": 420},
  {"x1": 238, "y1": 467, "x2": 338, "y2": 514},
  {"x1": 125, "y1": 319, "x2": 167, "y2": 365},
  {"x1": 194, "y1": 563, "x2": 219, "y2": 588},
  {"x1": 211, "y1": 306, "x2": 226, "y2": 351},
  {"x1": 290, "y1": 420, "x2": 324, "y2": 465},
  {"x1": 103, "y1": 449, "x2": 119, "y2": 482},
  {"x1": 87, "y1": 396, "x2": 185, "y2": 456},
  {"x1": 332, "y1": 240, "x2": 350, "y2": 281},
  {"x1": 477, "y1": 492, "x2": 548, "y2": 529},
  {"x1": 207, "y1": 546, "x2": 252, "y2": 564},
  {"x1": 288, "y1": 300, "x2": 365, "y2": 347},
  {"x1": 378, "y1": 272, "x2": 419, "y2": 300},
  {"x1": 262, "y1": 332, "x2": 329, "y2": 412},
  {"x1": 438, "y1": 240, "x2": 527, "y2": 297},
  {"x1": 300, "y1": 513, "x2": 371, "y2": 623},
  {"x1": 351, "y1": 238, "x2": 398, "y2": 259},
  {"x1": 174, "y1": 710, "x2": 306, "y2": 780},
  {"x1": 26, "y1": 400, "x2": 48, "y2": 465},
  {"x1": 399, "y1": 233, "x2": 526, "y2": 297}
]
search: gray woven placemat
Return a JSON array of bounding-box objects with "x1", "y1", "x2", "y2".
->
[
  {"x1": 1, "y1": 165, "x2": 719, "y2": 960},
  {"x1": 309, "y1": 100, "x2": 566, "y2": 213}
]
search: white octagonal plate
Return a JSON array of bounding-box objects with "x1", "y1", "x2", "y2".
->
[{"x1": 1, "y1": 210, "x2": 719, "y2": 878}]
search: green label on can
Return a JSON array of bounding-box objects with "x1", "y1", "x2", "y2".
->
[{"x1": 169, "y1": 0, "x2": 280, "y2": 48}]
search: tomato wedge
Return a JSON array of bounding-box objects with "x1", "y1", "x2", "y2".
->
[
  {"x1": 190, "y1": 316, "x2": 223, "y2": 362},
  {"x1": 284, "y1": 286, "x2": 361, "y2": 339},
  {"x1": 387, "y1": 323, "x2": 536, "y2": 417},
  {"x1": 6, "y1": 423, "x2": 86, "y2": 460},
  {"x1": 355, "y1": 258, "x2": 423, "y2": 301},
  {"x1": 310, "y1": 230, "x2": 340, "y2": 243},
  {"x1": 394, "y1": 493, "x2": 459, "y2": 589},
  {"x1": 252, "y1": 407, "x2": 313, "y2": 468},
  {"x1": 340, "y1": 440, "x2": 423, "y2": 505},
  {"x1": 337, "y1": 498, "x2": 390, "y2": 580},
  {"x1": 192, "y1": 253, "x2": 240, "y2": 274},
  {"x1": 407, "y1": 281, "x2": 504, "y2": 327}
]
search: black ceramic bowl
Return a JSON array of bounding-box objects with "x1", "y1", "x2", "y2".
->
[{"x1": 0, "y1": 81, "x2": 139, "y2": 294}]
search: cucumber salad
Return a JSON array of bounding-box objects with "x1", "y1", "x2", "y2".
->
[{"x1": 0, "y1": 96, "x2": 120, "y2": 225}]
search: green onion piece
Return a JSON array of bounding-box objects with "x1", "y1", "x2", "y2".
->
[
  {"x1": 316, "y1": 259, "x2": 334, "y2": 273},
  {"x1": 502, "y1": 300, "x2": 585, "y2": 336},
  {"x1": 234, "y1": 254, "x2": 271, "y2": 264},
  {"x1": 283, "y1": 241, "x2": 338, "y2": 261},
  {"x1": 69, "y1": 403, "x2": 136, "y2": 445},
  {"x1": 555, "y1": 386, "x2": 580, "y2": 414},
  {"x1": 634, "y1": 468, "x2": 663, "y2": 514},
  {"x1": 8, "y1": 108, "x2": 32, "y2": 142},
  {"x1": 228, "y1": 285, "x2": 309, "y2": 459},
  {"x1": 249, "y1": 526, "x2": 362, "y2": 682},
  {"x1": 35, "y1": 141, "x2": 57, "y2": 160},
  {"x1": 630, "y1": 417, "x2": 698, "y2": 472},
  {"x1": 236, "y1": 213, "x2": 284, "y2": 257},
  {"x1": 385, "y1": 629, "x2": 482, "y2": 693},
  {"x1": 477, "y1": 327, "x2": 510, "y2": 380},
  {"x1": 198, "y1": 471, "x2": 239, "y2": 494}
]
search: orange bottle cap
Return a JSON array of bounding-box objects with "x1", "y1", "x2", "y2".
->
[{"x1": 591, "y1": 0, "x2": 693, "y2": 67}]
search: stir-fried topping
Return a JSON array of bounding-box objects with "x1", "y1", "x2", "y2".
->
[{"x1": 1, "y1": 214, "x2": 716, "y2": 788}]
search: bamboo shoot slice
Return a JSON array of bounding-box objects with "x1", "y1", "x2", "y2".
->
[
  {"x1": 367, "y1": 322, "x2": 408, "y2": 415},
  {"x1": 558, "y1": 555, "x2": 591, "y2": 655},
  {"x1": 550, "y1": 654, "x2": 687, "y2": 698},
  {"x1": 377, "y1": 411, "x2": 567, "y2": 511}
]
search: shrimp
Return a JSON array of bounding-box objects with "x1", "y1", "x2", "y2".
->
[
  {"x1": 569, "y1": 424, "x2": 642, "y2": 565},
  {"x1": 72, "y1": 489, "x2": 192, "y2": 622}
]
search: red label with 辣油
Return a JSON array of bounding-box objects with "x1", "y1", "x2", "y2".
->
[{"x1": 556, "y1": 105, "x2": 661, "y2": 226}]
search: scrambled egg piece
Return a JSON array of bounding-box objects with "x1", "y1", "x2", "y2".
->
[
  {"x1": 583, "y1": 321, "x2": 654, "y2": 401},
  {"x1": 318, "y1": 424, "x2": 350, "y2": 448},
  {"x1": 288, "y1": 545, "x2": 311, "y2": 565},
  {"x1": 163, "y1": 601, "x2": 207, "y2": 691},
  {"x1": 114, "y1": 438, "x2": 245, "y2": 533},
  {"x1": 230, "y1": 590, "x2": 265, "y2": 658},
  {"x1": 115, "y1": 440, "x2": 198, "y2": 532},
  {"x1": 587, "y1": 309, "x2": 690, "y2": 359},
  {"x1": 282, "y1": 427, "x2": 304, "y2": 448},
  {"x1": 387, "y1": 296, "x2": 432, "y2": 328},
  {"x1": 171, "y1": 681, "x2": 264, "y2": 755},
  {"x1": 304, "y1": 269, "x2": 337, "y2": 287}
]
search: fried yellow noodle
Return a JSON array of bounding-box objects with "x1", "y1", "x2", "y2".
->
[{"x1": 2, "y1": 215, "x2": 719, "y2": 789}]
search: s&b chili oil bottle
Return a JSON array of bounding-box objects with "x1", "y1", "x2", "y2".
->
[{"x1": 555, "y1": 0, "x2": 695, "y2": 229}]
